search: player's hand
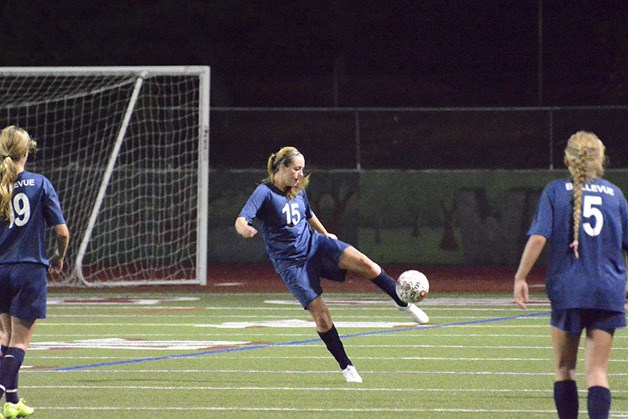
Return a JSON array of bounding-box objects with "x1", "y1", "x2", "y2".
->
[
  {"x1": 240, "y1": 225, "x2": 258, "y2": 239},
  {"x1": 513, "y1": 279, "x2": 529, "y2": 310},
  {"x1": 49, "y1": 254, "x2": 64, "y2": 274},
  {"x1": 326, "y1": 233, "x2": 338, "y2": 240}
]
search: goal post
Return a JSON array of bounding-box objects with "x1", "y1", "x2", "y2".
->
[{"x1": 0, "y1": 66, "x2": 210, "y2": 287}]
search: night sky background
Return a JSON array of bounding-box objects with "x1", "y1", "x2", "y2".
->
[{"x1": 1, "y1": 0, "x2": 626, "y2": 108}]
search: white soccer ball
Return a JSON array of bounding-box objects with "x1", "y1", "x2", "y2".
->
[{"x1": 396, "y1": 270, "x2": 429, "y2": 303}]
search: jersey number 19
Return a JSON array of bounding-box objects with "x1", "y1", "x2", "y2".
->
[{"x1": 9, "y1": 192, "x2": 30, "y2": 228}]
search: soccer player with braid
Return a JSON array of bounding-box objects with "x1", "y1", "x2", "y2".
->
[
  {"x1": 236, "y1": 146, "x2": 429, "y2": 383},
  {"x1": 514, "y1": 131, "x2": 627, "y2": 419},
  {"x1": 0, "y1": 126, "x2": 69, "y2": 418}
]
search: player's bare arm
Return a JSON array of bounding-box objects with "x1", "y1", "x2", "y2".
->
[
  {"x1": 308, "y1": 214, "x2": 337, "y2": 240},
  {"x1": 235, "y1": 216, "x2": 257, "y2": 238},
  {"x1": 49, "y1": 223, "x2": 70, "y2": 274},
  {"x1": 514, "y1": 234, "x2": 547, "y2": 310}
]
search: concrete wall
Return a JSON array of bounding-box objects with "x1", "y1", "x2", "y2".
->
[{"x1": 214, "y1": 170, "x2": 628, "y2": 266}]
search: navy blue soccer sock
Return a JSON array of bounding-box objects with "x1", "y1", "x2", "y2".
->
[
  {"x1": 317, "y1": 324, "x2": 352, "y2": 370},
  {"x1": 2, "y1": 347, "x2": 25, "y2": 404},
  {"x1": 588, "y1": 386, "x2": 611, "y2": 419},
  {"x1": 371, "y1": 270, "x2": 408, "y2": 307},
  {"x1": 554, "y1": 380, "x2": 579, "y2": 419},
  {"x1": 0, "y1": 345, "x2": 8, "y2": 357}
]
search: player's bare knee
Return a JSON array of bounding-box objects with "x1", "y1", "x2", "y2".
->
[
  {"x1": 313, "y1": 313, "x2": 333, "y2": 331},
  {"x1": 556, "y1": 366, "x2": 576, "y2": 381},
  {"x1": 351, "y1": 253, "x2": 378, "y2": 276},
  {"x1": 362, "y1": 259, "x2": 380, "y2": 278}
]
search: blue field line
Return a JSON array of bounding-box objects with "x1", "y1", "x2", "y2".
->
[
  {"x1": 344, "y1": 310, "x2": 550, "y2": 338},
  {"x1": 53, "y1": 311, "x2": 549, "y2": 372}
]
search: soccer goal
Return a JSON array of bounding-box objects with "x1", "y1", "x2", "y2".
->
[{"x1": 0, "y1": 66, "x2": 210, "y2": 287}]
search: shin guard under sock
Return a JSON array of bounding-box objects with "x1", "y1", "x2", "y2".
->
[
  {"x1": 2, "y1": 347, "x2": 25, "y2": 404},
  {"x1": 588, "y1": 386, "x2": 611, "y2": 419},
  {"x1": 554, "y1": 380, "x2": 579, "y2": 419},
  {"x1": 371, "y1": 270, "x2": 407, "y2": 307},
  {"x1": 318, "y1": 325, "x2": 351, "y2": 370}
]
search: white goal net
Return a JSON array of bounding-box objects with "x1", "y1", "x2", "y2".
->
[{"x1": 0, "y1": 66, "x2": 209, "y2": 287}]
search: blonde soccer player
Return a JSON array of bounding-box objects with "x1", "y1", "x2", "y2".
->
[
  {"x1": 235, "y1": 146, "x2": 429, "y2": 383},
  {"x1": 0, "y1": 126, "x2": 69, "y2": 418},
  {"x1": 514, "y1": 131, "x2": 627, "y2": 419}
]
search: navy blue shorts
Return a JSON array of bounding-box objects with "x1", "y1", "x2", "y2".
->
[
  {"x1": 278, "y1": 235, "x2": 349, "y2": 309},
  {"x1": 551, "y1": 308, "x2": 626, "y2": 335},
  {"x1": 0, "y1": 263, "x2": 48, "y2": 320}
]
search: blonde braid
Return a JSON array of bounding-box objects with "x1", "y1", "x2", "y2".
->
[
  {"x1": 569, "y1": 146, "x2": 588, "y2": 258},
  {"x1": 564, "y1": 131, "x2": 606, "y2": 259}
]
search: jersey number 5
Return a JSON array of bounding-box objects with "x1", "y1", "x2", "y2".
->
[
  {"x1": 282, "y1": 202, "x2": 301, "y2": 226},
  {"x1": 9, "y1": 192, "x2": 31, "y2": 228},
  {"x1": 582, "y1": 195, "x2": 603, "y2": 237}
]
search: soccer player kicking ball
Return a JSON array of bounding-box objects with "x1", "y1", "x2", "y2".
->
[{"x1": 235, "y1": 146, "x2": 429, "y2": 383}]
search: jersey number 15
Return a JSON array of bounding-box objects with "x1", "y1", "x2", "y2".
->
[{"x1": 282, "y1": 202, "x2": 301, "y2": 226}]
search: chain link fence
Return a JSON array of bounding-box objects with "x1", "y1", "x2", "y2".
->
[{"x1": 210, "y1": 106, "x2": 628, "y2": 170}]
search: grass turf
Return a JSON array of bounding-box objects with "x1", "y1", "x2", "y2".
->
[{"x1": 20, "y1": 291, "x2": 628, "y2": 418}]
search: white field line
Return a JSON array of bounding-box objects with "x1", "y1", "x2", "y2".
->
[
  {"x1": 21, "y1": 384, "x2": 628, "y2": 395},
  {"x1": 28, "y1": 369, "x2": 628, "y2": 377},
  {"x1": 38, "y1": 320, "x2": 549, "y2": 329},
  {"x1": 15, "y1": 406, "x2": 577, "y2": 414},
  {"x1": 343, "y1": 343, "x2": 628, "y2": 351},
  {"x1": 27, "y1": 343, "x2": 560, "y2": 350},
  {"x1": 48, "y1": 306, "x2": 547, "y2": 312},
  {"x1": 31, "y1": 354, "x2": 628, "y2": 363},
  {"x1": 46, "y1": 312, "x2": 545, "y2": 318},
  {"x1": 37, "y1": 333, "x2": 627, "y2": 340},
  {"x1": 35, "y1": 332, "x2": 626, "y2": 339}
]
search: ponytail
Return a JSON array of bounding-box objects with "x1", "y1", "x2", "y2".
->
[
  {"x1": 0, "y1": 126, "x2": 37, "y2": 220},
  {"x1": 0, "y1": 156, "x2": 18, "y2": 220}
]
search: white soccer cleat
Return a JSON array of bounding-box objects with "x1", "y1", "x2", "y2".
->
[
  {"x1": 399, "y1": 303, "x2": 429, "y2": 324},
  {"x1": 342, "y1": 365, "x2": 363, "y2": 383}
]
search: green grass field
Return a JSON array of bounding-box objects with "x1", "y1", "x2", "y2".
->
[{"x1": 20, "y1": 291, "x2": 628, "y2": 418}]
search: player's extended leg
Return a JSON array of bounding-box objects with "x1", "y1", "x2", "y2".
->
[
  {"x1": 1, "y1": 317, "x2": 35, "y2": 418},
  {"x1": 338, "y1": 246, "x2": 405, "y2": 304},
  {"x1": 551, "y1": 326, "x2": 580, "y2": 419},
  {"x1": 306, "y1": 296, "x2": 362, "y2": 383},
  {"x1": 338, "y1": 246, "x2": 429, "y2": 324},
  {"x1": 584, "y1": 329, "x2": 613, "y2": 419}
]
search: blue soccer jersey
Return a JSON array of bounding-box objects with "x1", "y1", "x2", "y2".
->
[
  {"x1": 528, "y1": 178, "x2": 628, "y2": 312},
  {"x1": 239, "y1": 182, "x2": 314, "y2": 270},
  {"x1": 0, "y1": 171, "x2": 66, "y2": 267}
]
